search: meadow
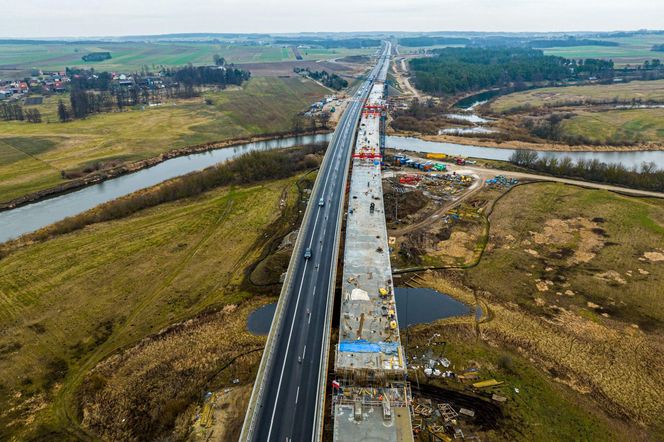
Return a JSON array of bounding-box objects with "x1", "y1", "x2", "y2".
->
[
  {"x1": 0, "y1": 76, "x2": 327, "y2": 203},
  {"x1": 542, "y1": 34, "x2": 664, "y2": 66},
  {"x1": 490, "y1": 79, "x2": 664, "y2": 112},
  {"x1": 0, "y1": 41, "x2": 374, "y2": 77},
  {"x1": 0, "y1": 172, "x2": 305, "y2": 440},
  {"x1": 560, "y1": 108, "x2": 664, "y2": 145}
]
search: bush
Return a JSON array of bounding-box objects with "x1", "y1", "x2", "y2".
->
[{"x1": 498, "y1": 354, "x2": 514, "y2": 373}]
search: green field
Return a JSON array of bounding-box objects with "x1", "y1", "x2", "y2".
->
[
  {"x1": 0, "y1": 76, "x2": 327, "y2": 203},
  {"x1": 491, "y1": 79, "x2": 664, "y2": 112},
  {"x1": 0, "y1": 173, "x2": 302, "y2": 439},
  {"x1": 0, "y1": 42, "x2": 374, "y2": 76},
  {"x1": 543, "y1": 34, "x2": 664, "y2": 66},
  {"x1": 560, "y1": 108, "x2": 664, "y2": 145}
]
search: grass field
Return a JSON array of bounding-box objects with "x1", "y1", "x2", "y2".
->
[
  {"x1": 560, "y1": 108, "x2": 664, "y2": 145},
  {"x1": 407, "y1": 310, "x2": 632, "y2": 441},
  {"x1": 490, "y1": 79, "x2": 664, "y2": 112},
  {"x1": 543, "y1": 34, "x2": 664, "y2": 66},
  {"x1": 0, "y1": 173, "x2": 302, "y2": 439},
  {"x1": 462, "y1": 183, "x2": 664, "y2": 434},
  {"x1": 0, "y1": 76, "x2": 327, "y2": 203},
  {"x1": 0, "y1": 42, "x2": 374, "y2": 76},
  {"x1": 403, "y1": 182, "x2": 664, "y2": 439}
]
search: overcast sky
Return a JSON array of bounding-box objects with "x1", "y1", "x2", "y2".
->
[{"x1": 4, "y1": 0, "x2": 663, "y2": 38}]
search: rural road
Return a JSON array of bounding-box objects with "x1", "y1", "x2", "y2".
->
[{"x1": 464, "y1": 164, "x2": 664, "y2": 199}]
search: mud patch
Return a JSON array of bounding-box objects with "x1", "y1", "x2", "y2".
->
[
  {"x1": 642, "y1": 250, "x2": 664, "y2": 262},
  {"x1": 530, "y1": 217, "x2": 605, "y2": 265},
  {"x1": 595, "y1": 270, "x2": 627, "y2": 285}
]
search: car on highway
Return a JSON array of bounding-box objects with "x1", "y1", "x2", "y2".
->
[
  {"x1": 318, "y1": 197, "x2": 325, "y2": 207},
  {"x1": 304, "y1": 247, "x2": 312, "y2": 259}
]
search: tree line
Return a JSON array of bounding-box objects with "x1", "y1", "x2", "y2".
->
[
  {"x1": 528, "y1": 39, "x2": 618, "y2": 48},
  {"x1": 57, "y1": 64, "x2": 251, "y2": 121},
  {"x1": 293, "y1": 68, "x2": 347, "y2": 90},
  {"x1": 398, "y1": 36, "x2": 617, "y2": 48},
  {"x1": 161, "y1": 64, "x2": 250, "y2": 87},
  {"x1": 58, "y1": 84, "x2": 204, "y2": 122},
  {"x1": 0, "y1": 103, "x2": 41, "y2": 122},
  {"x1": 274, "y1": 38, "x2": 380, "y2": 49},
  {"x1": 389, "y1": 97, "x2": 445, "y2": 134},
  {"x1": 410, "y1": 47, "x2": 615, "y2": 95},
  {"x1": 509, "y1": 149, "x2": 664, "y2": 192}
]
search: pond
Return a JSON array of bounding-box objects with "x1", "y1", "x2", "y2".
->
[
  {"x1": 445, "y1": 113, "x2": 491, "y2": 124},
  {"x1": 0, "y1": 133, "x2": 332, "y2": 243},
  {"x1": 394, "y1": 287, "x2": 476, "y2": 327},
  {"x1": 247, "y1": 303, "x2": 277, "y2": 335},
  {"x1": 439, "y1": 127, "x2": 497, "y2": 135},
  {"x1": 246, "y1": 288, "x2": 477, "y2": 335}
]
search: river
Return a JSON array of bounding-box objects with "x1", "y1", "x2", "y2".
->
[
  {"x1": 1, "y1": 133, "x2": 663, "y2": 243},
  {"x1": 387, "y1": 136, "x2": 664, "y2": 167},
  {"x1": 0, "y1": 134, "x2": 331, "y2": 243}
]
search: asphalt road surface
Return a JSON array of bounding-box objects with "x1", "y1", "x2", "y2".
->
[{"x1": 246, "y1": 44, "x2": 391, "y2": 442}]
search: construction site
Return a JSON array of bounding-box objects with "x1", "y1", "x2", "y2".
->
[{"x1": 332, "y1": 69, "x2": 415, "y2": 441}]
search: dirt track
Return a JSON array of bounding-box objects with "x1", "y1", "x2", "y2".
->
[{"x1": 463, "y1": 164, "x2": 664, "y2": 198}]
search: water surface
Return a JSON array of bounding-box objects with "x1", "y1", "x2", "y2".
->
[
  {"x1": 394, "y1": 287, "x2": 474, "y2": 327},
  {"x1": 247, "y1": 303, "x2": 277, "y2": 335},
  {"x1": 388, "y1": 136, "x2": 664, "y2": 168},
  {"x1": 0, "y1": 134, "x2": 331, "y2": 243}
]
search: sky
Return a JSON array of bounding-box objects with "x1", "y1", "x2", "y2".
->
[{"x1": 3, "y1": 0, "x2": 664, "y2": 38}]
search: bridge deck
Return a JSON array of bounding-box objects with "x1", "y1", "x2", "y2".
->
[{"x1": 333, "y1": 80, "x2": 413, "y2": 441}]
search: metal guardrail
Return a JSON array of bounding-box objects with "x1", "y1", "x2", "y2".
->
[
  {"x1": 239, "y1": 95, "x2": 358, "y2": 441},
  {"x1": 312, "y1": 99, "x2": 364, "y2": 442}
]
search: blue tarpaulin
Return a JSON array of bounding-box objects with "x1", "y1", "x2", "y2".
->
[{"x1": 339, "y1": 340, "x2": 399, "y2": 355}]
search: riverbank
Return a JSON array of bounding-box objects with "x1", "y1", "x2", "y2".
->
[
  {"x1": 0, "y1": 129, "x2": 332, "y2": 212},
  {"x1": 388, "y1": 128, "x2": 664, "y2": 152}
]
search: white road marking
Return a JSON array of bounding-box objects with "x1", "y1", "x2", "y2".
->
[
  {"x1": 266, "y1": 259, "x2": 308, "y2": 440},
  {"x1": 262, "y1": 50, "x2": 390, "y2": 440},
  {"x1": 295, "y1": 387, "x2": 300, "y2": 404},
  {"x1": 303, "y1": 345, "x2": 307, "y2": 359}
]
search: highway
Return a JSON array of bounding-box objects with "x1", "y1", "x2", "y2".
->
[{"x1": 241, "y1": 43, "x2": 392, "y2": 442}]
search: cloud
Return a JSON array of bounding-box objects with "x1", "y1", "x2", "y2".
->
[{"x1": 2, "y1": 0, "x2": 663, "y2": 37}]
